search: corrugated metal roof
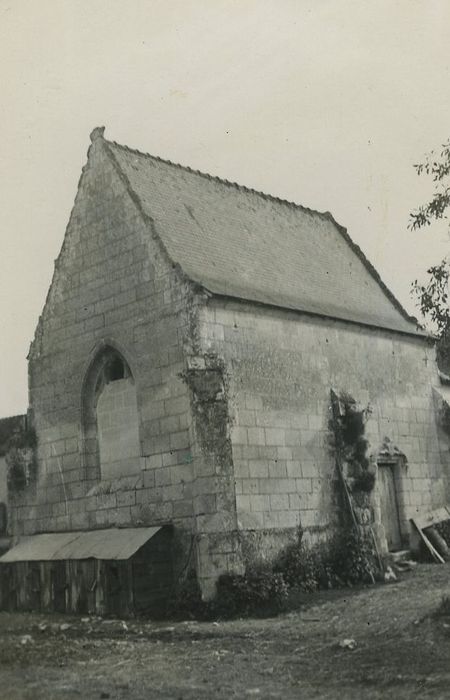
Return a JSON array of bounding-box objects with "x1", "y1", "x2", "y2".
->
[
  {"x1": 0, "y1": 527, "x2": 161, "y2": 563},
  {"x1": 104, "y1": 138, "x2": 425, "y2": 337},
  {"x1": 0, "y1": 532, "x2": 79, "y2": 562}
]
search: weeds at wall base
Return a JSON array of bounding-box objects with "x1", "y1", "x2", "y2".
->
[{"x1": 167, "y1": 527, "x2": 382, "y2": 620}]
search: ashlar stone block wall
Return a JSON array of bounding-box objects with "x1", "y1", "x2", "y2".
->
[
  {"x1": 198, "y1": 298, "x2": 448, "y2": 559},
  {"x1": 9, "y1": 137, "x2": 200, "y2": 560},
  {"x1": 6, "y1": 136, "x2": 246, "y2": 599}
]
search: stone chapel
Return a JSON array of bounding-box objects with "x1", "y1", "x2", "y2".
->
[{"x1": 0, "y1": 127, "x2": 449, "y2": 613}]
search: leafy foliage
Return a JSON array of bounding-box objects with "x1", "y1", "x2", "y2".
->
[
  {"x1": 213, "y1": 529, "x2": 380, "y2": 619},
  {"x1": 412, "y1": 260, "x2": 450, "y2": 336},
  {"x1": 331, "y1": 392, "x2": 374, "y2": 494},
  {"x1": 333, "y1": 530, "x2": 379, "y2": 584},
  {"x1": 167, "y1": 526, "x2": 382, "y2": 620},
  {"x1": 276, "y1": 529, "x2": 379, "y2": 592},
  {"x1": 410, "y1": 140, "x2": 450, "y2": 230},
  {"x1": 168, "y1": 564, "x2": 289, "y2": 620},
  {"x1": 5, "y1": 426, "x2": 37, "y2": 492},
  {"x1": 409, "y1": 140, "x2": 450, "y2": 336},
  {"x1": 276, "y1": 537, "x2": 337, "y2": 592},
  {"x1": 214, "y1": 565, "x2": 289, "y2": 617},
  {"x1": 6, "y1": 446, "x2": 37, "y2": 492},
  {"x1": 6, "y1": 450, "x2": 28, "y2": 491},
  {"x1": 351, "y1": 467, "x2": 375, "y2": 493}
]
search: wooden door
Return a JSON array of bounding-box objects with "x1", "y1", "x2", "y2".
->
[
  {"x1": 378, "y1": 464, "x2": 402, "y2": 551},
  {"x1": 105, "y1": 562, "x2": 131, "y2": 616}
]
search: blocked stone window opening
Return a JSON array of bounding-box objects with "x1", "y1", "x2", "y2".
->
[{"x1": 82, "y1": 347, "x2": 142, "y2": 483}]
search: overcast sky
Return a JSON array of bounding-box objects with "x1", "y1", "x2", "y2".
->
[{"x1": 1, "y1": 0, "x2": 450, "y2": 417}]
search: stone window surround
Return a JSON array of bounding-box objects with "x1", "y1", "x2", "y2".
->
[
  {"x1": 374, "y1": 449, "x2": 408, "y2": 552},
  {"x1": 81, "y1": 340, "x2": 141, "y2": 485}
]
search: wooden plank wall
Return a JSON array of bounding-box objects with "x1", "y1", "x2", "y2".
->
[
  {"x1": 0, "y1": 527, "x2": 174, "y2": 616},
  {"x1": 132, "y1": 528, "x2": 173, "y2": 615}
]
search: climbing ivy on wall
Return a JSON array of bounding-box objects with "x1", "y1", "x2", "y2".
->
[
  {"x1": 329, "y1": 390, "x2": 381, "y2": 581},
  {"x1": 5, "y1": 426, "x2": 37, "y2": 492},
  {"x1": 330, "y1": 390, "x2": 375, "y2": 495}
]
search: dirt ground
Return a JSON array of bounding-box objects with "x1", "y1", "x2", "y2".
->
[{"x1": 1, "y1": 564, "x2": 450, "y2": 700}]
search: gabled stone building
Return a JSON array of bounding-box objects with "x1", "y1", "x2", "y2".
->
[{"x1": 1, "y1": 127, "x2": 449, "y2": 609}]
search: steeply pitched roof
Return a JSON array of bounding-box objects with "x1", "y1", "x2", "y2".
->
[{"x1": 100, "y1": 131, "x2": 423, "y2": 337}]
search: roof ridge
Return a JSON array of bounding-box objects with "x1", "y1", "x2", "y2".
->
[{"x1": 105, "y1": 136, "x2": 421, "y2": 331}]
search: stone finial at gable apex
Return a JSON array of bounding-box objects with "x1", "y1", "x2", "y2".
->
[{"x1": 90, "y1": 126, "x2": 106, "y2": 143}]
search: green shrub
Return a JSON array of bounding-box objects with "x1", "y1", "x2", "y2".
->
[
  {"x1": 275, "y1": 539, "x2": 337, "y2": 591},
  {"x1": 276, "y1": 529, "x2": 379, "y2": 592},
  {"x1": 351, "y1": 468, "x2": 375, "y2": 493},
  {"x1": 214, "y1": 565, "x2": 289, "y2": 617},
  {"x1": 168, "y1": 527, "x2": 380, "y2": 621},
  {"x1": 329, "y1": 530, "x2": 378, "y2": 584}
]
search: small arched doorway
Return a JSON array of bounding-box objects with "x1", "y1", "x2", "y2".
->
[{"x1": 82, "y1": 346, "x2": 141, "y2": 482}]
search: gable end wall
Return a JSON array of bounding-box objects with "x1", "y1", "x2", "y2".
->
[{"x1": 9, "y1": 139, "x2": 200, "y2": 556}]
